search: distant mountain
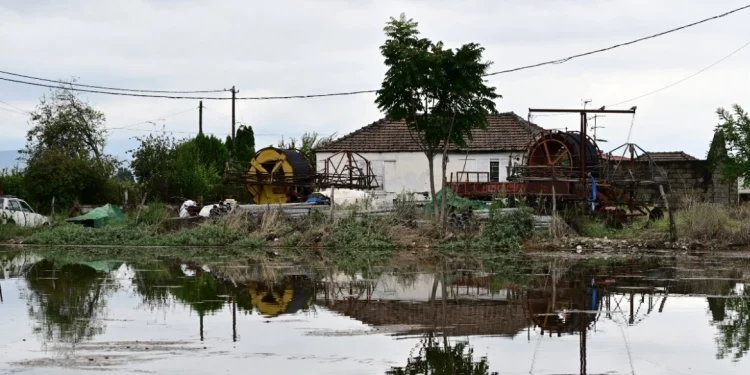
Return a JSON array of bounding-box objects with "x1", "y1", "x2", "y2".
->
[{"x1": 0, "y1": 150, "x2": 24, "y2": 171}]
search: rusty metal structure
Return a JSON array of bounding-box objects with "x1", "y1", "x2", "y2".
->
[
  {"x1": 223, "y1": 148, "x2": 379, "y2": 204},
  {"x1": 451, "y1": 107, "x2": 667, "y2": 220}
]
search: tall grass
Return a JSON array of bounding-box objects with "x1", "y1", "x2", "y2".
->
[{"x1": 678, "y1": 200, "x2": 750, "y2": 244}]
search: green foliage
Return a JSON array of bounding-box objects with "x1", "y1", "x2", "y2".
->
[
  {"x1": 24, "y1": 260, "x2": 110, "y2": 343},
  {"x1": 440, "y1": 209, "x2": 535, "y2": 254},
  {"x1": 329, "y1": 216, "x2": 394, "y2": 272},
  {"x1": 714, "y1": 105, "x2": 750, "y2": 184},
  {"x1": 132, "y1": 203, "x2": 172, "y2": 227},
  {"x1": 331, "y1": 216, "x2": 394, "y2": 250},
  {"x1": 193, "y1": 132, "x2": 229, "y2": 173},
  {"x1": 20, "y1": 84, "x2": 118, "y2": 211},
  {"x1": 115, "y1": 167, "x2": 135, "y2": 183},
  {"x1": 0, "y1": 222, "x2": 35, "y2": 242},
  {"x1": 231, "y1": 125, "x2": 256, "y2": 162},
  {"x1": 387, "y1": 340, "x2": 496, "y2": 375},
  {"x1": 23, "y1": 221, "x2": 266, "y2": 248},
  {"x1": 714, "y1": 285, "x2": 750, "y2": 361},
  {"x1": 171, "y1": 140, "x2": 221, "y2": 200},
  {"x1": 375, "y1": 14, "x2": 499, "y2": 217},
  {"x1": 0, "y1": 167, "x2": 27, "y2": 198},
  {"x1": 484, "y1": 209, "x2": 535, "y2": 243},
  {"x1": 130, "y1": 133, "x2": 222, "y2": 202},
  {"x1": 129, "y1": 132, "x2": 177, "y2": 201},
  {"x1": 278, "y1": 131, "x2": 335, "y2": 167}
]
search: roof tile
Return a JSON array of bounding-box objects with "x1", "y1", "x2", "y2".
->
[{"x1": 317, "y1": 112, "x2": 541, "y2": 152}]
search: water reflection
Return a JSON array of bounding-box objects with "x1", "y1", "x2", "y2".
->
[
  {"x1": 4, "y1": 250, "x2": 750, "y2": 374},
  {"x1": 24, "y1": 259, "x2": 115, "y2": 344}
]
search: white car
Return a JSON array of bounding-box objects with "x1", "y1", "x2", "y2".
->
[{"x1": 0, "y1": 196, "x2": 49, "y2": 227}]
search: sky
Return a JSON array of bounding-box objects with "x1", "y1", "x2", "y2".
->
[{"x1": 1, "y1": 0, "x2": 749, "y2": 168}]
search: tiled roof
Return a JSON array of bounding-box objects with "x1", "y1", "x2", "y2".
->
[
  {"x1": 639, "y1": 151, "x2": 699, "y2": 162},
  {"x1": 317, "y1": 112, "x2": 541, "y2": 153}
]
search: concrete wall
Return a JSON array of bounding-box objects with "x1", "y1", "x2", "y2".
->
[
  {"x1": 316, "y1": 151, "x2": 523, "y2": 194},
  {"x1": 648, "y1": 160, "x2": 738, "y2": 206}
]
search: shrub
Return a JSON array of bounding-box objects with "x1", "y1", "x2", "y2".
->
[
  {"x1": 331, "y1": 216, "x2": 393, "y2": 250},
  {"x1": 679, "y1": 202, "x2": 730, "y2": 241}
]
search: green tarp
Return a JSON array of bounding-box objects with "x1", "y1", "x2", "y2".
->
[
  {"x1": 423, "y1": 188, "x2": 488, "y2": 214},
  {"x1": 67, "y1": 204, "x2": 125, "y2": 228}
]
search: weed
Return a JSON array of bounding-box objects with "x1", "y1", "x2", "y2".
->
[
  {"x1": 393, "y1": 192, "x2": 420, "y2": 220},
  {"x1": 0, "y1": 223, "x2": 35, "y2": 243}
]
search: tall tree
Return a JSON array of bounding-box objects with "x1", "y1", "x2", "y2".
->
[
  {"x1": 714, "y1": 105, "x2": 750, "y2": 185},
  {"x1": 193, "y1": 133, "x2": 229, "y2": 174},
  {"x1": 129, "y1": 133, "x2": 177, "y2": 201},
  {"x1": 375, "y1": 14, "x2": 499, "y2": 220},
  {"x1": 22, "y1": 82, "x2": 117, "y2": 210},
  {"x1": 232, "y1": 124, "x2": 256, "y2": 162}
]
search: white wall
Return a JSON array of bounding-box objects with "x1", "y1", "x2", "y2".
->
[{"x1": 317, "y1": 151, "x2": 523, "y2": 194}]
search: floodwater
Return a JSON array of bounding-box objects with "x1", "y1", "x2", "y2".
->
[{"x1": 3, "y1": 249, "x2": 750, "y2": 374}]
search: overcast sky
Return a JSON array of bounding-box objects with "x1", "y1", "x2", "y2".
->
[{"x1": 1, "y1": 0, "x2": 749, "y2": 164}]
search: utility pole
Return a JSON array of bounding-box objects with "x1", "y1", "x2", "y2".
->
[
  {"x1": 230, "y1": 86, "x2": 238, "y2": 140},
  {"x1": 198, "y1": 101, "x2": 203, "y2": 134}
]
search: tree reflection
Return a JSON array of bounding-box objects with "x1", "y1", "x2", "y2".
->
[
  {"x1": 24, "y1": 259, "x2": 112, "y2": 344},
  {"x1": 714, "y1": 285, "x2": 750, "y2": 361},
  {"x1": 386, "y1": 336, "x2": 496, "y2": 375}
]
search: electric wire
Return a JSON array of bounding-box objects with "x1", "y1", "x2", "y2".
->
[
  {"x1": 0, "y1": 105, "x2": 27, "y2": 116},
  {"x1": 0, "y1": 70, "x2": 226, "y2": 94},
  {"x1": 485, "y1": 4, "x2": 750, "y2": 76},
  {"x1": 607, "y1": 39, "x2": 750, "y2": 107},
  {"x1": 528, "y1": 37, "x2": 750, "y2": 121},
  {"x1": 108, "y1": 107, "x2": 198, "y2": 130},
  {"x1": 0, "y1": 76, "x2": 232, "y2": 100},
  {"x1": 0, "y1": 99, "x2": 31, "y2": 114},
  {"x1": 1, "y1": 4, "x2": 748, "y2": 100}
]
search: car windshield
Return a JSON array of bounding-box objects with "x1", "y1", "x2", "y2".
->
[{"x1": 19, "y1": 201, "x2": 34, "y2": 213}]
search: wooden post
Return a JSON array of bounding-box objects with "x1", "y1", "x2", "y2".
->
[
  {"x1": 551, "y1": 186, "x2": 557, "y2": 238},
  {"x1": 659, "y1": 185, "x2": 677, "y2": 242},
  {"x1": 51, "y1": 196, "x2": 55, "y2": 217},
  {"x1": 135, "y1": 193, "x2": 148, "y2": 225},
  {"x1": 329, "y1": 187, "x2": 335, "y2": 221},
  {"x1": 552, "y1": 185, "x2": 557, "y2": 213}
]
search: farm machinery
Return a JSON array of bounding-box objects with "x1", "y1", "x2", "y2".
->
[
  {"x1": 451, "y1": 107, "x2": 669, "y2": 225},
  {"x1": 223, "y1": 147, "x2": 379, "y2": 205}
]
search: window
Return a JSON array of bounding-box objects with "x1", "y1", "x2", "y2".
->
[
  {"x1": 19, "y1": 201, "x2": 34, "y2": 213},
  {"x1": 490, "y1": 159, "x2": 500, "y2": 182},
  {"x1": 8, "y1": 199, "x2": 21, "y2": 211}
]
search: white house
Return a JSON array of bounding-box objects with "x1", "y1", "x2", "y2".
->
[{"x1": 316, "y1": 112, "x2": 541, "y2": 195}]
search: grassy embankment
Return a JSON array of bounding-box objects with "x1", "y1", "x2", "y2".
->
[
  {"x1": 0, "y1": 200, "x2": 539, "y2": 269},
  {"x1": 4, "y1": 197, "x2": 750, "y2": 256}
]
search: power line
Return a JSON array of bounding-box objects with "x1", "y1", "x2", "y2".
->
[
  {"x1": 2, "y1": 4, "x2": 748, "y2": 101},
  {"x1": 0, "y1": 105, "x2": 27, "y2": 116},
  {"x1": 529, "y1": 37, "x2": 750, "y2": 120},
  {"x1": 108, "y1": 107, "x2": 198, "y2": 130},
  {"x1": 239, "y1": 89, "x2": 377, "y2": 100},
  {"x1": 0, "y1": 70, "x2": 226, "y2": 94},
  {"x1": 0, "y1": 99, "x2": 31, "y2": 114},
  {"x1": 0, "y1": 76, "x2": 232, "y2": 100},
  {"x1": 607, "y1": 39, "x2": 750, "y2": 107},
  {"x1": 485, "y1": 4, "x2": 750, "y2": 76}
]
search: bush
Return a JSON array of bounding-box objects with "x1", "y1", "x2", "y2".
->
[
  {"x1": 331, "y1": 216, "x2": 393, "y2": 250},
  {"x1": 484, "y1": 208, "x2": 536, "y2": 242},
  {"x1": 472, "y1": 208, "x2": 536, "y2": 252},
  {"x1": 679, "y1": 202, "x2": 730, "y2": 240},
  {"x1": 133, "y1": 203, "x2": 173, "y2": 227}
]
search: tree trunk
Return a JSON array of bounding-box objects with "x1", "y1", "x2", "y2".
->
[
  {"x1": 427, "y1": 153, "x2": 439, "y2": 219},
  {"x1": 440, "y1": 153, "x2": 449, "y2": 226},
  {"x1": 439, "y1": 114, "x2": 457, "y2": 226}
]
